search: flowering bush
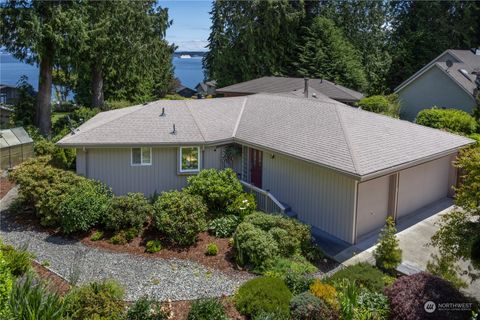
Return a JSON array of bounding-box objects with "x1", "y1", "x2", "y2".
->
[{"x1": 227, "y1": 193, "x2": 256, "y2": 217}]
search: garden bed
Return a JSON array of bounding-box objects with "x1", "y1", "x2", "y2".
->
[
  {"x1": 32, "y1": 261, "x2": 71, "y2": 295},
  {"x1": 0, "y1": 176, "x2": 15, "y2": 199},
  {"x1": 169, "y1": 298, "x2": 245, "y2": 320}
]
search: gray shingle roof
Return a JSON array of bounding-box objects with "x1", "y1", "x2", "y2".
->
[
  {"x1": 216, "y1": 77, "x2": 364, "y2": 102},
  {"x1": 57, "y1": 94, "x2": 473, "y2": 179}
]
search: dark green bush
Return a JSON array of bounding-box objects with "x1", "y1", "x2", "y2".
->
[
  {"x1": 153, "y1": 190, "x2": 207, "y2": 246},
  {"x1": 284, "y1": 269, "x2": 315, "y2": 295},
  {"x1": 59, "y1": 180, "x2": 112, "y2": 234},
  {"x1": 127, "y1": 296, "x2": 169, "y2": 320},
  {"x1": 327, "y1": 263, "x2": 387, "y2": 293},
  {"x1": 235, "y1": 277, "x2": 292, "y2": 318},
  {"x1": 145, "y1": 240, "x2": 162, "y2": 253},
  {"x1": 233, "y1": 222, "x2": 279, "y2": 270},
  {"x1": 65, "y1": 279, "x2": 125, "y2": 320},
  {"x1": 185, "y1": 168, "x2": 243, "y2": 212},
  {"x1": 416, "y1": 107, "x2": 477, "y2": 134},
  {"x1": 187, "y1": 298, "x2": 228, "y2": 320},
  {"x1": 0, "y1": 243, "x2": 33, "y2": 277},
  {"x1": 9, "y1": 273, "x2": 67, "y2": 320},
  {"x1": 226, "y1": 193, "x2": 257, "y2": 217},
  {"x1": 207, "y1": 215, "x2": 240, "y2": 238},
  {"x1": 357, "y1": 94, "x2": 400, "y2": 117},
  {"x1": 290, "y1": 292, "x2": 337, "y2": 320},
  {"x1": 103, "y1": 193, "x2": 151, "y2": 232},
  {"x1": 9, "y1": 157, "x2": 85, "y2": 227}
]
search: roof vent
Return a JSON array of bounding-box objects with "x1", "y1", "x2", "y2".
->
[
  {"x1": 459, "y1": 69, "x2": 472, "y2": 82},
  {"x1": 170, "y1": 124, "x2": 176, "y2": 135},
  {"x1": 160, "y1": 107, "x2": 165, "y2": 117},
  {"x1": 312, "y1": 93, "x2": 317, "y2": 98}
]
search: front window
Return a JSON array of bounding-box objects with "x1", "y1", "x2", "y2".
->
[
  {"x1": 180, "y1": 146, "x2": 200, "y2": 172},
  {"x1": 131, "y1": 147, "x2": 151, "y2": 165}
]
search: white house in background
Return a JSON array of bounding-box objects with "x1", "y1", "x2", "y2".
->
[
  {"x1": 57, "y1": 93, "x2": 473, "y2": 245},
  {"x1": 395, "y1": 48, "x2": 480, "y2": 121}
]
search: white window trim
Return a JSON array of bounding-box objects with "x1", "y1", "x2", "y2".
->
[
  {"x1": 179, "y1": 146, "x2": 201, "y2": 173},
  {"x1": 131, "y1": 147, "x2": 152, "y2": 166}
]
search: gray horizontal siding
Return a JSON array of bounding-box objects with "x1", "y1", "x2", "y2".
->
[
  {"x1": 79, "y1": 146, "x2": 222, "y2": 196},
  {"x1": 261, "y1": 151, "x2": 356, "y2": 243}
]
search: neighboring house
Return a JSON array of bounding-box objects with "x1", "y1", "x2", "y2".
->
[
  {"x1": 0, "y1": 84, "x2": 20, "y2": 106},
  {"x1": 0, "y1": 106, "x2": 14, "y2": 128},
  {"x1": 216, "y1": 76, "x2": 364, "y2": 104},
  {"x1": 57, "y1": 93, "x2": 473, "y2": 245},
  {"x1": 395, "y1": 48, "x2": 480, "y2": 121},
  {"x1": 195, "y1": 80, "x2": 217, "y2": 97},
  {"x1": 175, "y1": 85, "x2": 196, "y2": 98}
]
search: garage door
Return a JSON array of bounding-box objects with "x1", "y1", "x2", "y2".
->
[
  {"x1": 356, "y1": 175, "x2": 390, "y2": 240},
  {"x1": 397, "y1": 156, "x2": 452, "y2": 219}
]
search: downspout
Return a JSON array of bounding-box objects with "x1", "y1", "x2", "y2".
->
[{"x1": 352, "y1": 180, "x2": 359, "y2": 244}]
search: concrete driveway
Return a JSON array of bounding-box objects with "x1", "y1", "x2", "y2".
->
[{"x1": 333, "y1": 198, "x2": 480, "y2": 299}]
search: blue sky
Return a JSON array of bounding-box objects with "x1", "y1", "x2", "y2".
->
[{"x1": 159, "y1": 1, "x2": 212, "y2": 51}]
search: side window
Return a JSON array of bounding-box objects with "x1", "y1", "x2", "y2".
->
[
  {"x1": 131, "y1": 147, "x2": 152, "y2": 165},
  {"x1": 180, "y1": 146, "x2": 200, "y2": 172}
]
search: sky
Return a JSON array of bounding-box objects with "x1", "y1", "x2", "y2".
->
[{"x1": 159, "y1": 1, "x2": 212, "y2": 52}]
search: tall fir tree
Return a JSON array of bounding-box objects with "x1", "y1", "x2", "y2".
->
[{"x1": 296, "y1": 17, "x2": 367, "y2": 92}]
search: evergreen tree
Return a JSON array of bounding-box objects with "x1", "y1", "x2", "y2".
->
[
  {"x1": 296, "y1": 17, "x2": 367, "y2": 92},
  {"x1": 0, "y1": 0, "x2": 83, "y2": 136},
  {"x1": 388, "y1": 0, "x2": 480, "y2": 89},
  {"x1": 373, "y1": 216, "x2": 402, "y2": 272},
  {"x1": 203, "y1": 0, "x2": 306, "y2": 87}
]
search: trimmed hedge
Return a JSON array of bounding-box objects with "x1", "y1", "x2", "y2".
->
[
  {"x1": 416, "y1": 107, "x2": 477, "y2": 134},
  {"x1": 103, "y1": 193, "x2": 151, "y2": 232},
  {"x1": 235, "y1": 277, "x2": 292, "y2": 318},
  {"x1": 153, "y1": 190, "x2": 207, "y2": 246}
]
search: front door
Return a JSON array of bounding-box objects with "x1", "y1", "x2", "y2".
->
[{"x1": 250, "y1": 148, "x2": 262, "y2": 188}]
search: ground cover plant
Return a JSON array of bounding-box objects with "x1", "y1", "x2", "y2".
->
[{"x1": 187, "y1": 298, "x2": 228, "y2": 320}]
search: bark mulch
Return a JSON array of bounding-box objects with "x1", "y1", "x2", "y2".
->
[
  {"x1": 0, "y1": 177, "x2": 15, "y2": 199},
  {"x1": 32, "y1": 261, "x2": 71, "y2": 295}
]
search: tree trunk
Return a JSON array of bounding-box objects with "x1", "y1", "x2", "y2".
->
[
  {"x1": 36, "y1": 44, "x2": 54, "y2": 138},
  {"x1": 91, "y1": 60, "x2": 104, "y2": 108}
]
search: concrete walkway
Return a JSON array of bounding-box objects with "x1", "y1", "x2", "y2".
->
[{"x1": 333, "y1": 198, "x2": 480, "y2": 299}]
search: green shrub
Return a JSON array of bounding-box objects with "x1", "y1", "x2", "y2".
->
[
  {"x1": 103, "y1": 193, "x2": 152, "y2": 232},
  {"x1": 110, "y1": 231, "x2": 128, "y2": 245},
  {"x1": 416, "y1": 107, "x2": 477, "y2": 134},
  {"x1": 52, "y1": 107, "x2": 99, "y2": 138},
  {"x1": 65, "y1": 279, "x2": 125, "y2": 320},
  {"x1": 34, "y1": 138, "x2": 76, "y2": 169},
  {"x1": 327, "y1": 263, "x2": 387, "y2": 293},
  {"x1": 207, "y1": 215, "x2": 240, "y2": 238},
  {"x1": 310, "y1": 280, "x2": 339, "y2": 310},
  {"x1": 357, "y1": 94, "x2": 400, "y2": 117},
  {"x1": 0, "y1": 251, "x2": 13, "y2": 318},
  {"x1": 253, "y1": 310, "x2": 290, "y2": 320},
  {"x1": 185, "y1": 168, "x2": 243, "y2": 212},
  {"x1": 233, "y1": 222, "x2": 279, "y2": 270},
  {"x1": 125, "y1": 228, "x2": 138, "y2": 242},
  {"x1": 105, "y1": 99, "x2": 134, "y2": 110},
  {"x1": 9, "y1": 273, "x2": 67, "y2": 320},
  {"x1": 226, "y1": 193, "x2": 257, "y2": 217},
  {"x1": 90, "y1": 230, "x2": 104, "y2": 241},
  {"x1": 268, "y1": 227, "x2": 300, "y2": 257},
  {"x1": 205, "y1": 243, "x2": 219, "y2": 256},
  {"x1": 153, "y1": 190, "x2": 207, "y2": 246},
  {"x1": 9, "y1": 157, "x2": 85, "y2": 227},
  {"x1": 469, "y1": 133, "x2": 480, "y2": 145},
  {"x1": 373, "y1": 217, "x2": 402, "y2": 273},
  {"x1": 426, "y1": 254, "x2": 468, "y2": 289},
  {"x1": 59, "y1": 180, "x2": 112, "y2": 234},
  {"x1": 145, "y1": 240, "x2": 162, "y2": 253},
  {"x1": 127, "y1": 296, "x2": 170, "y2": 320},
  {"x1": 187, "y1": 298, "x2": 228, "y2": 320},
  {"x1": 290, "y1": 292, "x2": 337, "y2": 320},
  {"x1": 235, "y1": 277, "x2": 292, "y2": 318},
  {"x1": 284, "y1": 269, "x2": 314, "y2": 295},
  {"x1": 357, "y1": 290, "x2": 390, "y2": 320},
  {"x1": 264, "y1": 256, "x2": 317, "y2": 279},
  {"x1": 0, "y1": 243, "x2": 33, "y2": 277}
]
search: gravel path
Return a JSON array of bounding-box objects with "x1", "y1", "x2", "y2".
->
[{"x1": 0, "y1": 188, "x2": 252, "y2": 301}]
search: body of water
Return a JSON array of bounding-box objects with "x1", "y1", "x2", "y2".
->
[{"x1": 0, "y1": 53, "x2": 204, "y2": 96}]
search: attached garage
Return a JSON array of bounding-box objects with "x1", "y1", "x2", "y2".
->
[{"x1": 355, "y1": 154, "x2": 457, "y2": 242}]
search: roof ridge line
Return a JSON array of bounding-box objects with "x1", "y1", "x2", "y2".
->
[
  {"x1": 184, "y1": 100, "x2": 206, "y2": 143},
  {"x1": 334, "y1": 106, "x2": 361, "y2": 175},
  {"x1": 60, "y1": 103, "x2": 151, "y2": 142},
  {"x1": 232, "y1": 96, "x2": 248, "y2": 138}
]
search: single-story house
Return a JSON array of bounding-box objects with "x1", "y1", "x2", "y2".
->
[
  {"x1": 395, "y1": 48, "x2": 480, "y2": 121},
  {"x1": 216, "y1": 76, "x2": 364, "y2": 104},
  {"x1": 175, "y1": 85, "x2": 196, "y2": 98},
  {"x1": 195, "y1": 80, "x2": 217, "y2": 97},
  {"x1": 57, "y1": 93, "x2": 473, "y2": 245}
]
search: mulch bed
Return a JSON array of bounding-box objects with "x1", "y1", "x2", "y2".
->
[
  {"x1": 0, "y1": 177, "x2": 15, "y2": 199},
  {"x1": 32, "y1": 261, "x2": 71, "y2": 295}
]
